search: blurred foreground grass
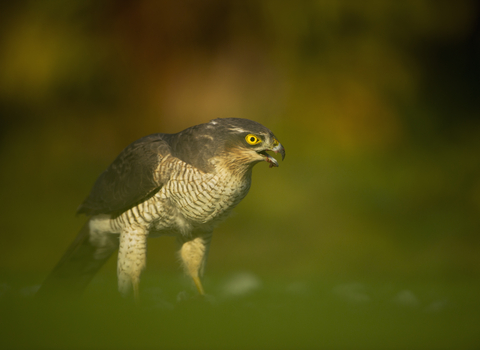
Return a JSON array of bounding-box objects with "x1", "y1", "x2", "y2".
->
[{"x1": 1, "y1": 271, "x2": 479, "y2": 350}]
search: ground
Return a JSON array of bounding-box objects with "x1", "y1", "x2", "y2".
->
[{"x1": 1, "y1": 271, "x2": 479, "y2": 350}]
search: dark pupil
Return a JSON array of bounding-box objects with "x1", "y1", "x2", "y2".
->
[{"x1": 250, "y1": 137, "x2": 255, "y2": 142}]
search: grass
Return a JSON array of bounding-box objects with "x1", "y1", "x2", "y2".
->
[{"x1": 1, "y1": 271, "x2": 479, "y2": 350}]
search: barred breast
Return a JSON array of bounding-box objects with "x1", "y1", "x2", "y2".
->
[
  {"x1": 167, "y1": 167, "x2": 250, "y2": 223},
  {"x1": 111, "y1": 156, "x2": 252, "y2": 235}
]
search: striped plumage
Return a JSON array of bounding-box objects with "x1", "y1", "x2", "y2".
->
[{"x1": 37, "y1": 118, "x2": 285, "y2": 300}]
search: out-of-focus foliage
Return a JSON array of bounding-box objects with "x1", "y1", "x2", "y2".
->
[{"x1": 0, "y1": 1, "x2": 479, "y2": 349}]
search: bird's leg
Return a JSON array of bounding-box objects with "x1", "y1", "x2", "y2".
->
[
  {"x1": 117, "y1": 226, "x2": 147, "y2": 301},
  {"x1": 178, "y1": 233, "x2": 212, "y2": 295}
]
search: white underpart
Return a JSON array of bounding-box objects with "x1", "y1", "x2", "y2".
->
[
  {"x1": 117, "y1": 225, "x2": 147, "y2": 298},
  {"x1": 89, "y1": 215, "x2": 120, "y2": 260},
  {"x1": 88, "y1": 155, "x2": 252, "y2": 297}
]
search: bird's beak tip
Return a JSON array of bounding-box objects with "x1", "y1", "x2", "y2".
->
[{"x1": 274, "y1": 143, "x2": 285, "y2": 161}]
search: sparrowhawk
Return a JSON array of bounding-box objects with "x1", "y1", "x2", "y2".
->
[{"x1": 37, "y1": 118, "x2": 285, "y2": 300}]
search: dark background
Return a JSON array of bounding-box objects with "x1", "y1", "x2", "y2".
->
[{"x1": 1, "y1": 1, "x2": 479, "y2": 349}]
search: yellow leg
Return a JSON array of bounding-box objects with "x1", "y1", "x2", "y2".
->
[
  {"x1": 193, "y1": 276, "x2": 205, "y2": 295},
  {"x1": 178, "y1": 234, "x2": 212, "y2": 296}
]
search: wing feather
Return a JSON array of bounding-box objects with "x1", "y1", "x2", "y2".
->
[{"x1": 77, "y1": 134, "x2": 171, "y2": 216}]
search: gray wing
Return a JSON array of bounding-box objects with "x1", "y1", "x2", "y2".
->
[{"x1": 77, "y1": 133, "x2": 172, "y2": 216}]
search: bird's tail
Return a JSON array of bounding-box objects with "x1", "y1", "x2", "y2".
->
[{"x1": 36, "y1": 221, "x2": 118, "y2": 298}]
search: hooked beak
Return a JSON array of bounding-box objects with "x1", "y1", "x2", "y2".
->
[{"x1": 259, "y1": 139, "x2": 285, "y2": 168}]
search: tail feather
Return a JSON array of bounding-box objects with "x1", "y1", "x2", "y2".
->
[{"x1": 36, "y1": 221, "x2": 118, "y2": 298}]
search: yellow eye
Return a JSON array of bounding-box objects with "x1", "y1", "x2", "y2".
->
[{"x1": 245, "y1": 134, "x2": 261, "y2": 145}]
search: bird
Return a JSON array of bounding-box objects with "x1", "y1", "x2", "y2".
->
[{"x1": 36, "y1": 118, "x2": 285, "y2": 300}]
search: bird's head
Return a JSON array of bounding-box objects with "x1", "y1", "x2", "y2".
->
[
  {"x1": 173, "y1": 118, "x2": 285, "y2": 174},
  {"x1": 209, "y1": 118, "x2": 285, "y2": 169}
]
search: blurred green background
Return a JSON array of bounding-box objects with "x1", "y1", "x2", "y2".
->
[{"x1": 1, "y1": 1, "x2": 480, "y2": 349}]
